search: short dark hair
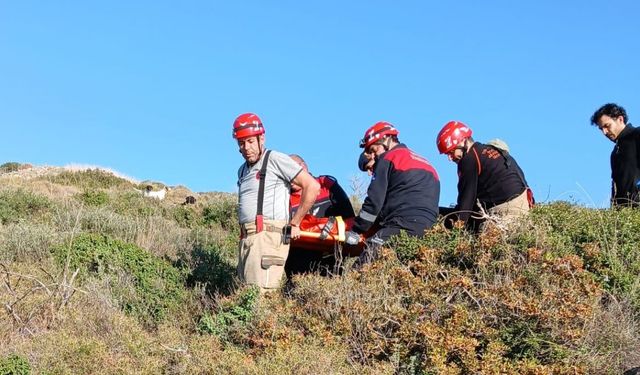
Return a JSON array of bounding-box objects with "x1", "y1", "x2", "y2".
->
[{"x1": 591, "y1": 103, "x2": 628, "y2": 126}]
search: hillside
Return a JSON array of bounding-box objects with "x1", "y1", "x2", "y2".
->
[{"x1": 1, "y1": 163, "x2": 639, "y2": 374}]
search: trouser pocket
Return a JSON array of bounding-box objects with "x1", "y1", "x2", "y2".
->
[
  {"x1": 261, "y1": 255, "x2": 285, "y2": 269},
  {"x1": 259, "y1": 233, "x2": 289, "y2": 288},
  {"x1": 239, "y1": 230, "x2": 290, "y2": 289}
]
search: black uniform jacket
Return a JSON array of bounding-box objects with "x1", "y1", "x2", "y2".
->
[
  {"x1": 611, "y1": 124, "x2": 640, "y2": 207},
  {"x1": 454, "y1": 142, "x2": 527, "y2": 223},
  {"x1": 353, "y1": 144, "x2": 440, "y2": 234}
]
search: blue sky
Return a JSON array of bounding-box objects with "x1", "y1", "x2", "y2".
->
[{"x1": 1, "y1": 1, "x2": 638, "y2": 207}]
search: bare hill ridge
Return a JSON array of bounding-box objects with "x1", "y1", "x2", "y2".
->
[
  {"x1": 0, "y1": 163, "x2": 136, "y2": 182},
  {"x1": 0, "y1": 162, "x2": 233, "y2": 205}
]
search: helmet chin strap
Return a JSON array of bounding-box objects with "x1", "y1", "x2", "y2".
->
[
  {"x1": 460, "y1": 138, "x2": 470, "y2": 157},
  {"x1": 371, "y1": 137, "x2": 389, "y2": 162},
  {"x1": 370, "y1": 136, "x2": 394, "y2": 163},
  {"x1": 257, "y1": 136, "x2": 264, "y2": 157},
  {"x1": 381, "y1": 136, "x2": 391, "y2": 151}
]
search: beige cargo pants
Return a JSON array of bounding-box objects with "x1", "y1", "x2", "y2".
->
[
  {"x1": 484, "y1": 189, "x2": 530, "y2": 229},
  {"x1": 238, "y1": 220, "x2": 289, "y2": 291}
]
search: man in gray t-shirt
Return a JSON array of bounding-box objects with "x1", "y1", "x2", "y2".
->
[
  {"x1": 233, "y1": 113, "x2": 319, "y2": 291},
  {"x1": 237, "y1": 150, "x2": 303, "y2": 224}
]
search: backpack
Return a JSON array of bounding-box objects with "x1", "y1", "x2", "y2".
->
[{"x1": 486, "y1": 139, "x2": 535, "y2": 208}]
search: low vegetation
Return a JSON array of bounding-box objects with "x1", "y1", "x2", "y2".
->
[
  {"x1": 1, "y1": 166, "x2": 639, "y2": 374},
  {"x1": 0, "y1": 162, "x2": 23, "y2": 174},
  {"x1": 51, "y1": 233, "x2": 190, "y2": 328},
  {"x1": 0, "y1": 189, "x2": 52, "y2": 225},
  {"x1": 0, "y1": 354, "x2": 30, "y2": 375},
  {"x1": 45, "y1": 168, "x2": 135, "y2": 190}
]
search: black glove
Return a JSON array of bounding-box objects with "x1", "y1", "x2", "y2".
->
[{"x1": 345, "y1": 230, "x2": 360, "y2": 245}]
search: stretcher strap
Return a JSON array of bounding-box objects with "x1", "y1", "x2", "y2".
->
[
  {"x1": 318, "y1": 216, "x2": 336, "y2": 240},
  {"x1": 336, "y1": 216, "x2": 345, "y2": 242},
  {"x1": 298, "y1": 215, "x2": 347, "y2": 242}
]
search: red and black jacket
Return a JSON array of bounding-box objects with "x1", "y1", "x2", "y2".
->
[
  {"x1": 290, "y1": 175, "x2": 355, "y2": 218},
  {"x1": 454, "y1": 142, "x2": 527, "y2": 223},
  {"x1": 352, "y1": 144, "x2": 440, "y2": 235}
]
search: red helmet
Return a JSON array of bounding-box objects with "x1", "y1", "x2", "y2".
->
[
  {"x1": 436, "y1": 121, "x2": 473, "y2": 154},
  {"x1": 360, "y1": 121, "x2": 399, "y2": 149},
  {"x1": 232, "y1": 113, "x2": 265, "y2": 139}
]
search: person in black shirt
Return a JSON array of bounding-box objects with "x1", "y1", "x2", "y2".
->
[
  {"x1": 591, "y1": 103, "x2": 640, "y2": 207},
  {"x1": 436, "y1": 121, "x2": 531, "y2": 230},
  {"x1": 345, "y1": 121, "x2": 440, "y2": 263}
]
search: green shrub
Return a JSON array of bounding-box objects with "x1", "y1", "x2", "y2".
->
[
  {"x1": 51, "y1": 233, "x2": 188, "y2": 328},
  {"x1": 47, "y1": 169, "x2": 133, "y2": 190},
  {"x1": 194, "y1": 226, "x2": 239, "y2": 261},
  {"x1": 198, "y1": 286, "x2": 259, "y2": 339},
  {"x1": 498, "y1": 320, "x2": 567, "y2": 362},
  {"x1": 385, "y1": 230, "x2": 425, "y2": 262},
  {"x1": 199, "y1": 198, "x2": 240, "y2": 259},
  {"x1": 186, "y1": 244, "x2": 236, "y2": 295},
  {"x1": 77, "y1": 189, "x2": 109, "y2": 206},
  {"x1": 109, "y1": 191, "x2": 158, "y2": 218},
  {"x1": 516, "y1": 203, "x2": 640, "y2": 309},
  {"x1": 172, "y1": 205, "x2": 200, "y2": 228},
  {"x1": 0, "y1": 354, "x2": 31, "y2": 375},
  {"x1": 0, "y1": 189, "x2": 51, "y2": 224},
  {"x1": 0, "y1": 162, "x2": 21, "y2": 173},
  {"x1": 388, "y1": 225, "x2": 476, "y2": 269},
  {"x1": 202, "y1": 196, "x2": 238, "y2": 231}
]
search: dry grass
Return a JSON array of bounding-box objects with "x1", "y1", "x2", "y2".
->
[
  {"x1": 0, "y1": 261, "x2": 82, "y2": 345},
  {"x1": 288, "y1": 257, "x2": 408, "y2": 365},
  {"x1": 3, "y1": 272, "x2": 202, "y2": 374},
  {"x1": 134, "y1": 215, "x2": 194, "y2": 261},
  {"x1": 574, "y1": 297, "x2": 640, "y2": 373},
  {"x1": 0, "y1": 176, "x2": 80, "y2": 200},
  {"x1": 0, "y1": 223, "x2": 59, "y2": 262},
  {"x1": 2, "y1": 276, "x2": 383, "y2": 374},
  {"x1": 51, "y1": 200, "x2": 194, "y2": 261}
]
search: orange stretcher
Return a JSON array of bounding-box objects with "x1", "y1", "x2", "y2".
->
[{"x1": 291, "y1": 214, "x2": 364, "y2": 255}]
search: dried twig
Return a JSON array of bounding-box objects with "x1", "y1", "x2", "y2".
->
[
  {"x1": 463, "y1": 288, "x2": 481, "y2": 308},
  {"x1": 160, "y1": 343, "x2": 190, "y2": 356},
  {"x1": 0, "y1": 262, "x2": 86, "y2": 336}
]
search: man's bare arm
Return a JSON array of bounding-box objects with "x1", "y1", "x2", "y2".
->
[{"x1": 289, "y1": 170, "x2": 320, "y2": 237}]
